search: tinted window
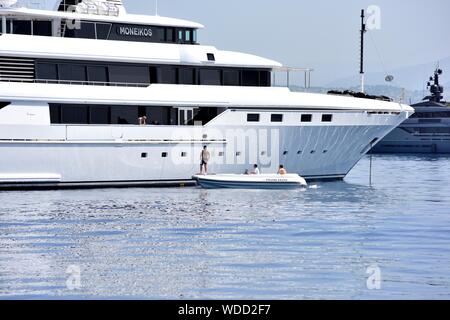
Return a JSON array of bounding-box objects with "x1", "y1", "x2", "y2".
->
[
  {"x1": 6, "y1": 19, "x2": 11, "y2": 33},
  {"x1": 33, "y1": 21, "x2": 52, "y2": 36},
  {"x1": 36, "y1": 63, "x2": 58, "y2": 80},
  {"x1": 166, "y1": 28, "x2": 174, "y2": 42},
  {"x1": 178, "y1": 68, "x2": 195, "y2": 85},
  {"x1": 242, "y1": 70, "x2": 259, "y2": 86},
  {"x1": 13, "y1": 20, "x2": 32, "y2": 35},
  {"x1": 87, "y1": 66, "x2": 108, "y2": 82},
  {"x1": 177, "y1": 29, "x2": 183, "y2": 42},
  {"x1": 223, "y1": 69, "x2": 240, "y2": 86},
  {"x1": 96, "y1": 23, "x2": 111, "y2": 39},
  {"x1": 58, "y1": 64, "x2": 86, "y2": 82},
  {"x1": 90, "y1": 105, "x2": 110, "y2": 124},
  {"x1": 154, "y1": 27, "x2": 165, "y2": 42},
  {"x1": 58, "y1": 64, "x2": 72, "y2": 81},
  {"x1": 71, "y1": 65, "x2": 87, "y2": 81},
  {"x1": 146, "y1": 107, "x2": 169, "y2": 125},
  {"x1": 259, "y1": 71, "x2": 271, "y2": 87},
  {"x1": 437, "y1": 112, "x2": 450, "y2": 118},
  {"x1": 322, "y1": 114, "x2": 333, "y2": 122},
  {"x1": 169, "y1": 108, "x2": 178, "y2": 125},
  {"x1": 74, "y1": 22, "x2": 96, "y2": 39},
  {"x1": 109, "y1": 65, "x2": 149, "y2": 84},
  {"x1": 199, "y1": 69, "x2": 221, "y2": 85},
  {"x1": 418, "y1": 127, "x2": 450, "y2": 134},
  {"x1": 62, "y1": 105, "x2": 88, "y2": 124},
  {"x1": 158, "y1": 66, "x2": 177, "y2": 84},
  {"x1": 49, "y1": 104, "x2": 61, "y2": 123},
  {"x1": 111, "y1": 106, "x2": 138, "y2": 124},
  {"x1": 271, "y1": 114, "x2": 283, "y2": 122},
  {"x1": 149, "y1": 67, "x2": 157, "y2": 83},
  {"x1": 301, "y1": 114, "x2": 312, "y2": 122},
  {"x1": 247, "y1": 114, "x2": 260, "y2": 122},
  {"x1": 193, "y1": 107, "x2": 219, "y2": 125},
  {"x1": 415, "y1": 112, "x2": 450, "y2": 118}
]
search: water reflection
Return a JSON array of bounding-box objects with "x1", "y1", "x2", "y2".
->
[{"x1": 1, "y1": 155, "x2": 450, "y2": 299}]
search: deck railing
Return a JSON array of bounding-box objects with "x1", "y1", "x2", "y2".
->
[
  {"x1": 0, "y1": 78, "x2": 150, "y2": 87},
  {"x1": 272, "y1": 66, "x2": 314, "y2": 90}
]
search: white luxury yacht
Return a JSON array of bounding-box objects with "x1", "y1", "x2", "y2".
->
[{"x1": 0, "y1": 0, "x2": 413, "y2": 189}]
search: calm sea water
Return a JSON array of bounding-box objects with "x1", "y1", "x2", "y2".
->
[{"x1": 1, "y1": 155, "x2": 450, "y2": 300}]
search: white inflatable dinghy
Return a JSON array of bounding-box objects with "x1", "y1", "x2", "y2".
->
[{"x1": 193, "y1": 174, "x2": 307, "y2": 189}]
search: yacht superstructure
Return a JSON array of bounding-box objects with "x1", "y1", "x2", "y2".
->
[
  {"x1": 372, "y1": 68, "x2": 450, "y2": 154},
  {"x1": 0, "y1": 0, "x2": 413, "y2": 189}
]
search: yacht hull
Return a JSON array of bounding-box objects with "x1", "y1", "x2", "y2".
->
[{"x1": 0, "y1": 123, "x2": 400, "y2": 189}]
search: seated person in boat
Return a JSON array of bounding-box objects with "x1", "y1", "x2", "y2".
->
[
  {"x1": 251, "y1": 164, "x2": 260, "y2": 175},
  {"x1": 278, "y1": 165, "x2": 287, "y2": 175}
]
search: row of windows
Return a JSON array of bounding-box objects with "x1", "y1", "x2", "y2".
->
[
  {"x1": 50, "y1": 104, "x2": 178, "y2": 125},
  {"x1": 146, "y1": 148, "x2": 331, "y2": 159},
  {"x1": 410, "y1": 112, "x2": 450, "y2": 119},
  {"x1": 407, "y1": 127, "x2": 450, "y2": 134},
  {"x1": 0, "y1": 19, "x2": 198, "y2": 45},
  {"x1": 0, "y1": 20, "x2": 52, "y2": 36},
  {"x1": 36, "y1": 60, "x2": 271, "y2": 87},
  {"x1": 49, "y1": 104, "x2": 222, "y2": 125},
  {"x1": 49, "y1": 104, "x2": 337, "y2": 127},
  {"x1": 247, "y1": 113, "x2": 333, "y2": 123},
  {"x1": 65, "y1": 21, "x2": 197, "y2": 44}
]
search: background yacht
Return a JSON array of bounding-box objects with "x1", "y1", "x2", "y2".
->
[
  {"x1": 0, "y1": 0, "x2": 413, "y2": 189},
  {"x1": 372, "y1": 68, "x2": 450, "y2": 154}
]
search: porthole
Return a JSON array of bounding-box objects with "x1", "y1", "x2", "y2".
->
[
  {"x1": 283, "y1": 151, "x2": 288, "y2": 155},
  {"x1": 181, "y1": 152, "x2": 187, "y2": 157},
  {"x1": 322, "y1": 114, "x2": 333, "y2": 122},
  {"x1": 236, "y1": 152, "x2": 241, "y2": 156},
  {"x1": 261, "y1": 151, "x2": 266, "y2": 156},
  {"x1": 271, "y1": 114, "x2": 283, "y2": 122},
  {"x1": 162, "y1": 152, "x2": 168, "y2": 158},
  {"x1": 297, "y1": 150, "x2": 302, "y2": 155},
  {"x1": 141, "y1": 153, "x2": 148, "y2": 158},
  {"x1": 247, "y1": 114, "x2": 260, "y2": 122},
  {"x1": 310, "y1": 150, "x2": 316, "y2": 154},
  {"x1": 218, "y1": 152, "x2": 224, "y2": 157}
]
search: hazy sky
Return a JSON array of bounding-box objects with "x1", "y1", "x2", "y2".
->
[
  {"x1": 41, "y1": 0, "x2": 450, "y2": 86},
  {"x1": 123, "y1": 0, "x2": 450, "y2": 86}
]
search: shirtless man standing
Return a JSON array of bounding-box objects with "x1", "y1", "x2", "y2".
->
[{"x1": 200, "y1": 146, "x2": 211, "y2": 175}]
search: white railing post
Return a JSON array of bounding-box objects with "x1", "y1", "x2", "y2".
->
[{"x1": 1, "y1": 16, "x2": 6, "y2": 34}]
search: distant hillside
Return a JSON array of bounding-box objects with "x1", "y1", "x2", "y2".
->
[{"x1": 326, "y1": 56, "x2": 450, "y2": 92}]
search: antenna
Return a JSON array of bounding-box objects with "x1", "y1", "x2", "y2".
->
[
  {"x1": 360, "y1": 9, "x2": 367, "y2": 93},
  {"x1": 155, "y1": 0, "x2": 158, "y2": 16}
]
